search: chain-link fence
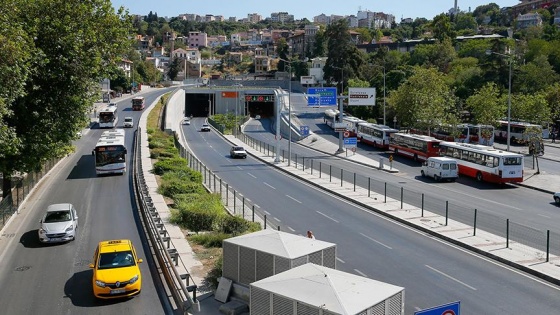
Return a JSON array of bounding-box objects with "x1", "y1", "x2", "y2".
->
[
  {"x1": 0, "y1": 158, "x2": 61, "y2": 230},
  {"x1": 234, "y1": 132, "x2": 560, "y2": 262}
]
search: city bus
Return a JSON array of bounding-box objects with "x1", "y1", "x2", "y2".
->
[
  {"x1": 494, "y1": 120, "x2": 545, "y2": 144},
  {"x1": 439, "y1": 141, "x2": 524, "y2": 184},
  {"x1": 93, "y1": 129, "x2": 126, "y2": 175},
  {"x1": 98, "y1": 105, "x2": 118, "y2": 128},
  {"x1": 131, "y1": 96, "x2": 145, "y2": 110},
  {"x1": 357, "y1": 122, "x2": 399, "y2": 150},
  {"x1": 411, "y1": 124, "x2": 495, "y2": 145},
  {"x1": 461, "y1": 124, "x2": 495, "y2": 146},
  {"x1": 342, "y1": 116, "x2": 366, "y2": 137},
  {"x1": 389, "y1": 133, "x2": 441, "y2": 161},
  {"x1": 323, "y1": 109, "x2": 342, "y2": 129}
]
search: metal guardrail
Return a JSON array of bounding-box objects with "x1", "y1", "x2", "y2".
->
[
  {"x1": 235, "y1": 132, "x2": 560, "y2": 262},
  {"x1": 133, "y1": 128, "x2": 197, "y2": 314}
]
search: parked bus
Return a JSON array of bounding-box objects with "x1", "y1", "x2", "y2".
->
[
  {"x1": 389, "y1": 133, "x2": 441, "y2": 161},
  {"x1": 494, "y1": 120, "x2": 546, "y2": 144},
  {"x1": 357, "y1": 123, "x2": 399, "y2": 150},
  {"x1": 131, "y1": 96, "x2": 145, "y2": 111},
  {"x1": 93, "y1": 129, "x2": 126, "y2": 175},
  {"x1": 324, "y1": 109, "x2": 342, "y2": 129},
  {"x1": 342, "y1": 116, "x2": 366, "y2": 137},
  {"x1": 98, "y1": 105, "x2": 118, "y2": 128},
  {"x1": 439, "y1": 141, "x2": 523, "y2": 184},
  {"x1": 461, "y1": 124, "x2": 495, "y2": 146}
]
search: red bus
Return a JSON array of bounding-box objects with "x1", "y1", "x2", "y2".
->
[
  {"x1": 439, "y1": 142, "x2": 523, "y2": 184},
  {"x1": 389, "y1": 133, "x2": 441, "y2": 161},
  {"x1": 357, "y1": 123, "x2": 399, "y2": 150},
  {"x1": 131, "y1": 96, "x2": 145, "y2": 111},
  {"x1": 342, "y1": 116, "x2": 366, "y2": 137}
]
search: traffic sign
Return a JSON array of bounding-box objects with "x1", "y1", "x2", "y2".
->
[
  {"x1": 414, "y1": 301, "x2": 460, "y2": 315},
  {"x1": 343, "y1": 137, "x2": 357, "y2": 148},
  {"x1": 348, "y1": 87, "x2": 376, "y2": 106},
  {"x1": 307, "y1": 87, "x2": 337, "y2": 106},
  {"x1": 300, "y1": 125, "x2": 310, "y2": 136},
  {"x1": 343, "y1": 131, "x2": 350, "y2": 138}
]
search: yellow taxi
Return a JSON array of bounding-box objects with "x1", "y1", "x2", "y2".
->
[{"x1": 89, "y1": 239, "x2": 143, "y2": 299}]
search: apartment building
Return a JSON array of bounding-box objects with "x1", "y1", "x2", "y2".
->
[
  {"x1": 172, "y1": 48, "x2": 201, "y2": 79},
  {"x1": 188, "y1": 31, "x2": 208, "y2": 48},
  {"x1": 270, "y1": 12, "x2": 294, "y2": 23},
  {"x1": 247, "y1": 13, "x2": 262, "y2": 23},
  {"x1": 516, "y1": 12, "x2": 542, "y2": 29},
  {"x1": 254, "y1": 48, "x2": 270, "y2": 73}
]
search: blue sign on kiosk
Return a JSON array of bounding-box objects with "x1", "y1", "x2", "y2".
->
[
  {"x1": 307, "y1": 87, "x2": 337, "y2": 106},
  {"x1": 414, "y1": 301, "x2": 460, "y2": 315}
]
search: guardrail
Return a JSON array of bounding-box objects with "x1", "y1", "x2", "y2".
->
[
  {"x1": 133, "y1": 128, "x2": 197, "y2": 314},
  {"x1": 235, "y1": 132, "x2": 560, "y2": 263}
]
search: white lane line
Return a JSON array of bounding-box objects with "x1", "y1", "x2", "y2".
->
[
  {"x1": 286, "y1": 195, "x2": 302, "y2": 204},
  {"x1": 255, "y1": 205, "x2": 261, "y2": 208},
  {"x1": 263, "y1": 182, "x2": 276, "y2": 189},
  {"x1": 247, "y1": 173, "x2": 257, "y2": 179},
  {"x1": 336, "y1": 257, "x2": 345, "y2": 264},
  {"x1": 263, "y1": 210, "x2": 270, "y2": 215},
  {"x1": 425, "y1": 265, "x2": 477, "y2": 291},
  {"x1": 274, "y1": 217, "x2": 281, "y2": 222},
  {"x1": 354, "y1": 269, "x2": 367, "y2": 277},
  {"x1": 236, "y1": 166, "x2": 242, "y2": 170},
  {"x1": 538, "y1": 214, "x2": 551, "y2": 219},
  {"x1": 316, "y1": 211, "x2": 339, "y2": 223},
  {"x1": 287, "y1": 226, "x2": 295, "y2": 232},
  {"x1": 359, "y1": 233, "x2": 393, "y2": 249}
]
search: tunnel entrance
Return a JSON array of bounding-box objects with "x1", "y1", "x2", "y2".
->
[
  {"x1": 245, "y1": 94, "x2": 274, "y2": 118},
  {"x1": 185, "y1": 93, "x2": 214, "y2": 117}
]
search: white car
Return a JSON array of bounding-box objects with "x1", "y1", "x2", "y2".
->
[
  {"x1": 123, "y1": 116, "x2": 134, "y2": 128},
  {"x1": 38, "y1": 203, "x2": 78, "y2": 243},
  {"x1": 201, "y1": 124, "x2": 211, "y2": 132},
  {"x1": 183, "y1": 118, "x2": 191, "y2": 125},
  {"x1": 108, "y1": 102, "x2": 118, "y2": 109},
  {"x1": 554, "y1": 192, "x2": 560, "y2": 204}
]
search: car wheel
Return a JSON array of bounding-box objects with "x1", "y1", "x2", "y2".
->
[
  {"x1": 434, "y1": 175, "x2": 439, "y2": 181},
  {"x1": 421, "y1": 170, "x2": 425, "y2": 177},
  {"x1": 476, "y1": 172, "x2": 483, "y2": 181},
  {"x1": 243, "y1": 156, "x2": 247, "y2": 159},
  {"x1": 555, "y1": 196, "x2": 560, "y2": 204}
]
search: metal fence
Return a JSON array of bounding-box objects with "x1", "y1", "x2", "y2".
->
[
  {"x1": 0, "y1": 158, "x2": 61, "y2": 230},
  {"x1": 174, "y1": 135, "x2": 278, "y2": 231},
  {"x1": 235, "y1": 132, "x2": 560, "y2": 262}
]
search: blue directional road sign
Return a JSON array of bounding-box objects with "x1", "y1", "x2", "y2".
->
[
  {"x1": 300, "y1": 125, "x2": 310, "y2": 136},
  {"x1": 414, "y1": 301, "x2": 460, "y2": 315},
  {"x1": 343, "y1": 137, "x2": 357, "y2": 148},
  {"x1": 307, "y1": 87, "x2": 337, "y2": 106}
]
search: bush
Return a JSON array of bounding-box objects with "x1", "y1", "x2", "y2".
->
[
  {"x1": 206, "y1": 255, "x2": 223, "y2": 290},
  {"x1": 170, "y1": 193, "x2": 224, "y2": 232},
  {"x1": 158, "y1": 175, "x2": 206, "y2": 197},
  {"x1": 215, "y1": 215, "x2": 261, "y2": 235},
  {"x1": 190, "y1": 232, "x2": 229, "y2": 248},
  {"x1": 152, "y1": 157, "x2": 189, "y2": 175}
]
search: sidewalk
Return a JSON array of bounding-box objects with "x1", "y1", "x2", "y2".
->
[{"x1": 221, "y1": 132, "x2": 560, "y2": 288}]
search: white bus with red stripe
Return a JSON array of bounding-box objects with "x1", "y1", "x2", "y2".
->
[
  {"x1": 389, "y1": 133, "x2": 441, "y2": 161},
  {"x1": 357, "y1": 123, "x2": 399, "y2": 150},
  {"x1": 342, "y1": 116, "x2": 366, "y2": 137},
  {"x1": 439, "y1": 142, "x2": 523, "y2": 184}
]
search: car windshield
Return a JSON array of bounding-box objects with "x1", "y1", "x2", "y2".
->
[
  {"x1": 98, "y1": 250, "x2": 135, "y2": 269},
  {"x1": 125, "y1": 118, "x2": 132, "y2": 122},
  {"x1": 44, "y1": 210, "x2": 71, "y2": 223},
  {"x1": 233, "y1": 147, "x2": 244, "y2": 151}
]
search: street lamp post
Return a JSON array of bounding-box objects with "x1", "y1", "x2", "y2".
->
[
  {"x1": 332, "y1": 66, "x2": 345, "y2": 153},
  {"x1": 278, "y1": 58, "x2": 294, "y2": 165},
  {"x1": 370, "y1": 63, "x2": 387, "y2": 125},
  {"x1": 486, "y1": 49, "x2": 513, "y2": 151}
]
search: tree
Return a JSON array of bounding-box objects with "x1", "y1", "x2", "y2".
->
[
  {"x1": 466, "y1": 83, "x2": 506, "y2": 128},
  {"x1": 431, "y1": 14, "x2": 456, "y2": 43},
  {"x1": 2, "y1": 0, "x2": 133, "y2": 197},
  {"x1": 387, "y1": 67, "x2": 457, "y2": 132},
  {"x1": 167, "y1": 57, "x2": 181, "y2": 80},
  {"x1": 511, "y1": 93, "x2": 551, "y2": 124},
  {"x1": 516, "y1": 54, "x2": 559, "y2": 94},
  {"x1": 312, "y1": 28, "x2": 327, "y2": 57},
  {"x1": 276, "y1": 38, "x2": 290, "y2": 71},
  {"x1": 409, "y1": 39, "x2": 457, "y2": 73}
]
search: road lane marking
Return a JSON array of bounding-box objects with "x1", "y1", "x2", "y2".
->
[
  {"x1": 274, "y1": 217, "x2": 281, "y2": 222},
  {"x1": 264, "y1": 210, "x2": 270, "y2": 215},
  {"x1": 286, "y1": 195, "x2": 302, "y2": 203},
  {"x1": 316, "y1": 211, "x2": 339, "y2": 223},
  {"x1": 236, "y1": 166, "x2": 242, "y2": 170},
  {"x1": 336, "y1": 257, "x2": 345, "y2": 264},
  {"x1": 360, "y1": 233, "x2": 393, "y2": 249},
  {"x1": 264, "y1": 182, "x2": 276, "y2": 189},
  {"x1": 287, "y1": 226, "x2": 295, "y2": 232},
  {"x1": 538, "y1": 214, "x2": 551, "y2": 219},
  {"x1": 354, "y1": 269, "x2": 367, "y2": 277},
  {"x1": 247, "y1": 173, "x2": 257, "y2": 178},
  {"x1": 425, "y1": 265, "x2": 477, "y2": 290}
]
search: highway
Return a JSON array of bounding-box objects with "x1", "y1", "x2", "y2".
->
[
  {"x1": 0, "y1": 90, "x2": 172, "y2": 314},
  {"x1": 183, "y1": 117, "x2": 560, "y2": 314}
]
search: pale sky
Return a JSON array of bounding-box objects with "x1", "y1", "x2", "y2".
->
[{"x1": 111, "y1": 0, "x2": 518, "y2": 21}]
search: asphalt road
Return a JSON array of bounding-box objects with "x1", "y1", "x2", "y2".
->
[
  {"x1": 0, "y1": 90, "x2": 172, "y2": 314},
  {"x1": 183, "y1": 117, "x2": 560, "y2": 314}
]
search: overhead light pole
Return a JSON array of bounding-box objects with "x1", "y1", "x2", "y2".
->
[
  {"x1": 278, "y1": 58, "x2": 293, "y2": 166},
  {"x1": 332, "y1": 65, "x2": 345, "y2": 153},
  {"x1": 486, "y1": 49, "x2": 513, "y2": 151},
  {"x1": 370, "y1": 63, "x2": 387, "y2": 125}
]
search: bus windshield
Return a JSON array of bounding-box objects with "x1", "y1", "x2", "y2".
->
[
  {"x1": 99, "y1": 112, "x2": 115, "y2": 123},
  {"x1": 95, "y1": 146, "x2": 126, "y2": 167}
]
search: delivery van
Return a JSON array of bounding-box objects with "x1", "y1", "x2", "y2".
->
[{"x1": 420, "y1": 157, "x2": 458, "y2": 181}]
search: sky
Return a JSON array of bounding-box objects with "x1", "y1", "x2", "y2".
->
[{"x1": 111, "y1": 0, "x2": 518, "y2": 21}]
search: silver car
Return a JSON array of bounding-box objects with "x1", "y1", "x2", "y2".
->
[{"x1": 38, "y1": 203, "x2": 78, "y2": 243}]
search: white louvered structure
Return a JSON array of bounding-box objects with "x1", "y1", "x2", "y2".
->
[{"x1": 250, "y1": 263, "x2": 404, "y2": 315}]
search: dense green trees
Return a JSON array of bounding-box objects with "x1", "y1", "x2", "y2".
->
[{"x1": 0, "y1": 0, "x2": 133, "y2": 196}]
